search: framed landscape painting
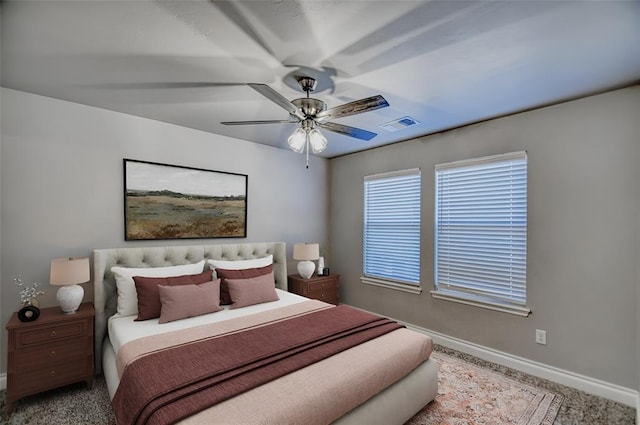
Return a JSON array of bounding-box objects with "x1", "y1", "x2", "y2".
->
[{"x1": 123, "y1": 159, "x2": 247, "y2": 240}]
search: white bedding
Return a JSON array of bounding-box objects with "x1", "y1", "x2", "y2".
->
[{"x1": 108, "y1": 288, "x2": 307, "y2": 353}]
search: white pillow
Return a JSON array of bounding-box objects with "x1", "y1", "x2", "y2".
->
[
  {"x1": 111, "y1": 260, "x2": 205, "y2": 317},
  {"x1": 207, "y1": 255, "x2": 273, "y2": 272}
]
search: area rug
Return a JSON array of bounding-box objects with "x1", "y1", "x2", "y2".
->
[{"x1": 406, "y1": 351, "x2": 563, "y2": 425}]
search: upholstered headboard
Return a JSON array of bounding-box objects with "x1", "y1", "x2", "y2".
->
[{"x1": 92, "y1": 242, "x2": 286, "y2": 374}]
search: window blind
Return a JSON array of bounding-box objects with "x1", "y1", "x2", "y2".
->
[
  {"x1": 435, "y1": 152, "x2": 527, "y2": 306},
  {"x1": 364, "y1": 169, "x2": 421, "y2": 285}
]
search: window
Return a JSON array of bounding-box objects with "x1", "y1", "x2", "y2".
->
[
  {"x1": 362, "y1": 169, "x2": 421, "y2": 293},
  {"x1": 433, "y1": 152, "x2": 530, "y2": 316}
]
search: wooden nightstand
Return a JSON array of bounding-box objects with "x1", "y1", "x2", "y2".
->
[
  {"x1": 288, "y1": 274, "x2": 340, "y2": 305},
  {"x1": 5, "y1": 302, "x2": 94, "y2": 414}
]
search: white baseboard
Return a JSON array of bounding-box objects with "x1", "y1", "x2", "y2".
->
[
  {"x1": 348, "y1": 305, "x2": 638, "y2": 409},
  {"x1": 0, "y1": 373, "x2": 6, "y2": 391},
  {"x1": 417, "y1": 325, "x2": 638, "y2": 408}
]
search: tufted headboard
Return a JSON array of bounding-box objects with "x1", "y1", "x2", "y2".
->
[{"x1": 92, "y1": 242, "x2": 286, "y2": 374}]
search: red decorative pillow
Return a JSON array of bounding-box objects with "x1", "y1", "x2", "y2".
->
[
  {"x1": 226, "y1": 272, "x2": 279, "y2": 309},
  {"x1": 133, "y1": 270, "x2": 213, "y2": 321},
  {"x1": 158, "y1": 280, "x2": 222, "y2": 324},
  {"x1": 214, "y1": 264, "x2": 273, "y2": 305}
]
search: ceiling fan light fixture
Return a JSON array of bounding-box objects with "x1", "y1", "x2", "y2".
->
[
  {"x1": 308, "y1": 128, "x2": 327, "y2": 153},
  {"x1": 287, "y1": 128, "x2": 306, "y2": 153},
  {"x1": 221, "y1": 77, "x2": 389, "y2": 163}
]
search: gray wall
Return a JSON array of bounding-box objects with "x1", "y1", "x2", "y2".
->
[
  {"x1": 637, "y1": 91, "x2": 640, "y2": 412},
  {"x1": 330, "y1": 86, "x2": 640, "y2": 390},
  {"x1": 0, "y1": 88, "x2": 330, "y2": 373},
  {"x1": 0, "y1": 3, "x2": 4, "y2": 370}
]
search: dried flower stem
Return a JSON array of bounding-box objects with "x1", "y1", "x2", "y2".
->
[{"x1": 13, "y1": 275, "x2": 45, "y2": 305}]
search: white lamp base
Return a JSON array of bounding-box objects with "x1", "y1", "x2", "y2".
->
[
  {"x1": 297, "y1": 260, "x2": 315, "y2": 279},
  {"x1": 57, "y1": 284, "x2": 84, "y2": 314}
]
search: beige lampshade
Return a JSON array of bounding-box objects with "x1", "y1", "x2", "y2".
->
[
  {"x1": 50, "y1": 257, "x2": 90, "y2": 286},
  {"x1": 293, "y1": 243, "x2": 320, "y2": 261}
]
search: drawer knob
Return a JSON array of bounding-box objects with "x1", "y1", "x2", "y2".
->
[
  {"x1": 50, "y1": 370, "x2": 56, "y2": 376},
  {"x1": 51, "y1": 330, "x2": 57, "y2": 337},
  {"x1": 50, "y1": 350, "x2": 56, "y2": 357}
]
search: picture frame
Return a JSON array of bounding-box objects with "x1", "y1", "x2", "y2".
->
[{"x1": 123, "y1": 159, "x2": 247, "y2": 240}]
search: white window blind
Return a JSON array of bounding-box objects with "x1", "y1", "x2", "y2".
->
[
  {"x1": 434, "y1": 152, "x2": 528, "y2": 309},
  {"x1": 363, "y1": 169, "x2": 421, "y2": 286}
]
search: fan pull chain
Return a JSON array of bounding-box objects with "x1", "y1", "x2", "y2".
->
[
  {"x1": 305, "y1": 134, "x2": 310, "y2": 169},
  {"x1": 305, "y1": 82, "x2": 311, "y2": 170}
]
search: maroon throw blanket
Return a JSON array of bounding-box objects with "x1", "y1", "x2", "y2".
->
[{"x1": 112, "y1": 305, "x2": 404, "y2": 425}]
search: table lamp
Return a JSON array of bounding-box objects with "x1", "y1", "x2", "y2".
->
[
  {"x1": 293, "y1": 243, "x2": 319, "y2": 279},
  {"x1": 50, "y1": 257, "x2": 90, "y2": 314}
]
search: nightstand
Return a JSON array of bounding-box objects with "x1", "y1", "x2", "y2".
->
[
  {"x1": 288, "y1": 274, "x2": 340, "y2": 305},
  {"x1": 5, "y1": 302, "x2": 94, "y2": 414}
]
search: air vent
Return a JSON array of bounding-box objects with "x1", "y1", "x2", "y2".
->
[{"x1": 380, "y1": 116, "x2": 420, "y2": 132}]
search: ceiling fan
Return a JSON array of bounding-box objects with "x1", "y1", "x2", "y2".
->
[{"x1": 221, "y1": 77, "x2": 389, "y2": 167}]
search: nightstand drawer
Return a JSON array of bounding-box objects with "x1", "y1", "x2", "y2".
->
[
  {"x1": 14, "y1": 338, "x2": 88, "y2": 370},
  {"x1": 15, "y1": 321, "x2": 87, "y2": 347},
  {"x1": 307, "y1": 279, "x2": 338, "y2": 292},
  {"x1": 14, "y1": 362, "x2": 88, "y2": 395},
  {"x1": 308, "y1": 290, "x2": 338, "y2": 305},
  {"x1": 288, "y1": 274, "x2": 340, "y2": 305}
]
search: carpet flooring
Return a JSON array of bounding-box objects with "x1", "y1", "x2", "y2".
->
[{"x1": 0, "y1": 345, "x2": 635, "y2": 424}]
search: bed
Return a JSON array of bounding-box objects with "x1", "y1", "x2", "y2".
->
[{"x1": 93, "y1": 242, "x2": 438, "y2": 425}]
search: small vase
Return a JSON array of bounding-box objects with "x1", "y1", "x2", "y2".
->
[{"x1": 18, "y1": 303, "x2": 40, "y2": 322}]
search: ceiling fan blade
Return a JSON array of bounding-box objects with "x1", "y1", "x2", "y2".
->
[
  {"x1": 248, "y1": 83, "x2": 305, "y2": 120},
  {"x1": 92, "y1": 82, "x2": 246, "y2": 89},
  {"x1": 316, "y1": 95, "x2": 389, "y2": 122},
  {"x1": 221, "y1": 119, "x2": 298, "y2": 126},
  {"x1": 319, "y1": 122, "x2": 378, "y2": 141}
]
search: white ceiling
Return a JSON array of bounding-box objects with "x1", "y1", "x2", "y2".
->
[{"x1": 2, "y1": 1, "x2": 639, "y2": 158}]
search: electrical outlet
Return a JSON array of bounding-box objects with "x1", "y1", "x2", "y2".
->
[{"x1": 535, "y1": 329, "x2": 547, "y2": 345}]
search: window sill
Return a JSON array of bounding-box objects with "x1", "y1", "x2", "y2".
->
[
  {"x1": 361, "y1": 277, "x2": 422, "y2": 295},
  {"x1": 431, "y1": 290, "x2": 531, "y2": 317}
]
